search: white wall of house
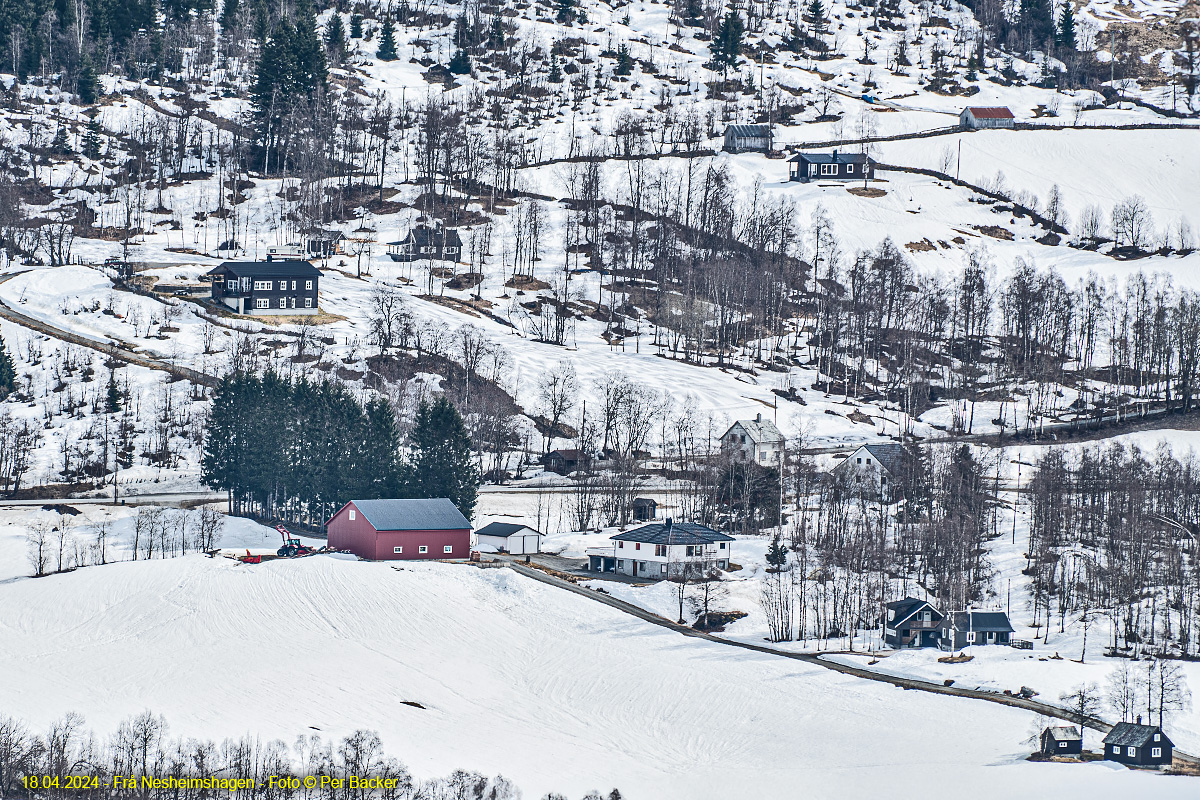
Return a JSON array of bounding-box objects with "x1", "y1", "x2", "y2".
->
[
  {"x1": 837, "y1": 446, "x2": 888, "y2": 494},
  {"x1": 612, "y1": 540, "x2": 731, "y2": 578},
  {"x1": 722, "y1": 423, "x2": 783, "y2": 467}
]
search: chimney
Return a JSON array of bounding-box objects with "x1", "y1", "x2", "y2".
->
[
  {"x1": 1136, "y1": 714, "x2": 1142, "y2": 725},
  {"x1": 833, "y1": 149, "x2": 838, "y2": 162},
  {"x1": 756, "y1": 413, "x2": 762, "y2": 422}
]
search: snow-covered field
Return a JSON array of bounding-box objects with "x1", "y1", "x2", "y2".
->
[{"x1": 1, "y1": 547, "x2": 1195, "y2": 799}]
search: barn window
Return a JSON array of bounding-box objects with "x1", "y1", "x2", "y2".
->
[
  {"x1": 1152, "y1": 747, "x2": 1162, "y2": 758},
  {"x1": 419, "y1": 545, "x2": 428, "y2": 554},
  {"x1": 348, "y1": 510, "x2": 356, "y2": 521},
  {"x1": 393, "y1": 546, "x2": 403, "y2": 554},
  {"x1": 443, "y1": 545, "x2": 453, "y2": 553}
]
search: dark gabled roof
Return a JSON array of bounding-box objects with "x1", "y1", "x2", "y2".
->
[
  {"x1": 632, "y1": 497, "x2": 657, "y2": 507},
  {"x1": 346, "y1": 498, "x2": 470, "y2": 531},
  {"x1": 788, "y1": 151, "x2": 871, "y2": 164},
  {"x1": 1044, "y1": 726, "x2": 1082, "y2": 742},
  {"x1": 862, "y1": 443, "x2": 912, "y2": 476},
  {"x1": 548, "y1": 449, "x2": 583, "y2": 460},
  {"x1": 947, "y1": 611, "x2": 1015, "y2": 633},
  {"x1": 612, "y1": 521, "x2": 734, "y2": 545},
  {"x1": 885, "y1": 597, "x2": 940, "y2": 624},
  {"x1": 726, "y1": 124, "x2": 772, "y2": 138},
  {"x1": 963, "y1": 106, "x2": 1014, "y2": 119},
  {"x1": 394, "y1": 226, "x2": 463, "y2": 248},
  {"x1": 208, "y1": 260, "x2": 322, "y2": 278},
  {"x1": 476, "y1": 522, "x2": 539, "y2": 538},
  {"x1": 1103, "y1": 723, "x2": 1170, "y2": 747}
]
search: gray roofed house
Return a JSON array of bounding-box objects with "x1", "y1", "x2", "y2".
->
[
  {"x1": 350, "y1": 498, "x2": 471, "y2": 531},
  {"x1": 1040, "y1": 726, "x2": 1082, "y2": 756},
  {"x1": 723, "y1": 124, "x2": 773, "y2": 153},
  {"x1": 595, "y1": 519, "x2": 735, "y2": 579},
  {"x1": 475, "y1": 521, "x2": 541, "y2": 555},
  {"x1": 832, "y1": 443, "x2": 916, "y2": 501},
  {"x1": 788, "y1": 150, "x2": 875, "y2": 182},
  {"x1": 939, "y1": 610, "x2": 1015, "y2": 650},
  {"x1": 721, "y1": 413, "x2": 785, "y2": 467},
  {"x1": 1102, "y1": 723, "x2": 1172, "y2": 766},
  {"x1": 386, "y1": 226, "x2": 464, "y2": 263},
  {"x1": 883, "y1": 597, "x2": 944, "y2": 648}
]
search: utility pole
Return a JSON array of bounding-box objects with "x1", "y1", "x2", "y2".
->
[{"x1": 956, "y1": 138, "x2": 961, "y2": 182}]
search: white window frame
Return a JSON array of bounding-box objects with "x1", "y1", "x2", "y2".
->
[
  {"x1": 1152, "y1": 747, "x2": 1161, "y2": 758},
  {"x1": 719, "y1": 542, "x2": 726, "y2": 550},
  {"x1": 443, "y1": 545, "x2": 453, "y2": 554},
  {"x1": 305, "y1": 298, "x2": 313, "y2": 308},
  {"x1": 847, "y1": 164, "x2": 855, "y2": 174},
  {"x1": 279, "y1": 297, "x2": 287, "y2": 309},
  {"x1": 418, "y1": 545, "x2": 428, "y2": 554},
  {"x1": 348, "y1": 509, "x2": 355, "y2": 521},
  {"x1": 1127, "y1": 746, "x2": 1136, "y2": 756},
  {"x1": 253, "y1": 280, "x2": 272, "y2": 291},
  {"x1": 290, "y1": 297, "x2": 296, "y2": 308},
  {"x1": 1154, "y1": 734, "x2": 1161, "y2": 742},
  {"x1": 393, "y1": 546, "x2": 403, "y2": 554},
  {"x1": 256, "y1": 298, "x2": 269, "y2": 309},
  {"x1": 821, "y1": 163, "x2": 837, "y2": 176},
  {"x1": 660, "y1": 564, "x2": 667, "y2": 575},
  {"x1": 966, "y1": 631, "x2": 976, "y2": 643},
  {"x1": 305, "y1": 280, "x2": 313, "y2": 290},
  {"x1": 291, "y1": 280, "x2": 297, "y2": 290},
  {"x1": 1058, "y1": 741, "x2": 1067, "y2": 749},
  {"x1": 808, "y1": 163, "x2": 817, "y2": 176}
]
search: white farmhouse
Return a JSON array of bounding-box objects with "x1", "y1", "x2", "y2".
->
[
  {"x1": 721, "y1": 413, "x2": 785, "y2": 467},
  {"x1": 832, "y1": 443, "x2": 914, "y2": 501},
  {"x1": 586, "y1": 519, "x2": 734, "y2": 580}
]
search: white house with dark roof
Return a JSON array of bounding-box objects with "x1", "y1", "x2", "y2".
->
[
  {"x1": 475, "y1": 522, "x2": 541, "y2": 554},
  {"x1": 832, "y1": 443, "x2": 914, "y2": 501},
  {"x1": 721, "y1": 414, "x2": 785, "y2": 467},
  {"x1": 587, "y1": 519, "x2": 734, "y2": 579}
]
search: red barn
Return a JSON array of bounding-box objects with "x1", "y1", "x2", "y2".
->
[{"x1": 327, "y1": 498, "x2": 472, "y2": 560}]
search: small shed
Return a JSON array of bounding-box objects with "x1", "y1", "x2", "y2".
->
[
  {"x1": 788, "y1": 151, "x2": 875, "y2": 183},
  {"x1": 475, "y1": 522, "x2": 541, "y2": 555},
  {"x1": 632, "y1": 497, "x2": 658, "y2": 522},
  {"x1": 959, "y1": 106, "x2": 1015, "y2": 130},
  {"x1": 723, "y1": 124, "x2": 773, "y2": 153},
  {"x1": 327, "y1": 498, "x2": 471, "y2": 560},
  {"x1": 1040, "y1": 726, "x2": 1082, "y2": 756},
  {"x1": 1102, "y1": 722, "x2": 1173, "y2": 767},
  {"x1": 546, "y1": 449, "x2": 583, "y2": 475}
]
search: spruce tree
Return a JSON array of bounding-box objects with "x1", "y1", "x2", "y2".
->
[
  {"x1": 350, "y1": 12, "x2": 363, "y2": 38},
  {"x1": 765, "y1": 535, "x2": 788, "y2": 568},
  {"x1": 83, "y1": 119, "x2": 103, "y2": 159},
  {"x1": 487, "y1": 16, "x2": 505, "y2": 50},
  {"x1": 324, "y1": 12, "x2": 347, "y2": 62},
  {"x1": 1057, "y1": 3, "x2": 1076, "y2": 51},
  {"x1": 710, "y1": 12, "x2": 744, "y2": 75},
  {"x1": 105, "y1": 370, "x2": 122, "y2": 412},
  {"x1": 0, "y1": 334, "x2": 15, "y2": 400},
  {"x1": 404, "y1": 396, "x2": 479, "y2": 519},
  {"x1": 555, "y1": 0, "x2": 575, "y2": 23},
  {"x1": 292, "y1": 0, "x2": 328, "y2": 93},
  {"x1": 807, "y1": 0, "x2": 826, "y2": 30},
  {"x1": 548, "y1": 53, "x2": 562, "y2": 83},
  {"x1": 77, "y1": 57, "x2": 99, "y2": 103},
  {"x1": 614, "y1": 43, "x2": 633, "y2": 76},
  {"x1": 448, "y1": 48, "x2": 471, "y2": 74},
  {"x1": 377, "y1": 16, "x2": 398, "y2": 61},
  {"x1": 220, "y1": 0, "x2": 239, "y2": 30}
]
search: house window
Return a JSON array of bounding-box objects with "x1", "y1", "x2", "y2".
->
[
  {"x1": 444, "y1": 545, "x2": 453, "y2": 553},
  {"x1": 348, "y1": 510, "x2": 356, "y2": 521},
  {"x1": 809, "y1": 164, "x2": 817, "y2": 176},
  {"x1": 1152, "y1": 747, "x2": 1162, "y2": 758},
  {"x1": 256, "y1": 298, "x2": 269, "y2": 309},
  {"x1": 719, "y1": 542, "x2": 726, "y2": 550},
  {"x1": 635, "y1": 543, "x2": 641, "y2": 550},
  {"x1": 253, "y1": 280, "x2": 272, "y2": 290},
  {"x1": 1058, "y1": 741, "x2": 1067, "y2": 748},
  {"x1": 1154, "y1": 734, "x2": 1160, "y2": 742},
  {"x1": 305, "y1": 298, "x2": 313, "y2": 308},
  {"x1": 418, "y1": 545, "x2": 428, "y2": 554},
  {"x1": 445, "y1": 247, "x2": 458, "y2": 255},
  {"x1": 857, "y1": 458, "x2": 862, "y2": 464},
  {"x1": 290, "y1": 297, "x2": 296, "y2": 308},
  {"x1": 291, "y1": 280, "x2": 297, "y2": 290},
  {"x1": 718, "y1": 560, "x2": 727, "y2": 569},
  {"x1": 847, "y1": 164, "x2": 855, "y2": 174},
  {"x1": 1111, "y1": 745, "x2": 1119, "y2": 754},
  {"x1": 617, "y1": 560, "x2": 624, "y2": 569},
  {"x1": 821, "y1": 163, "x2": 837, "y2": 176},
  {"x1": 306, "y1": 280, "x2": 313, "y2": 290},
  {"x1": 660, "y1": 564, "x2": 667, "y2": 575},
  {"x1": 279, "y1": 298, "x2": 287, "y2": 308},
  {"x1": 1127, "y1": 747, "x2": 1136, "y2": 756},
  {"x1": 618, "y1": 541, "x2": 624, "y2": 548},
  {"x1": 655, "y1": 544, "x2": 666, "y2": 556},
  {"x1": 393, "y1": 546, "x2": 403, "y2": 554},
  {"x1": 966, "y1": 631, "x2": 976, "y2": 643}
]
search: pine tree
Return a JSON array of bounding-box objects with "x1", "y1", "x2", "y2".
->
[
  {"x1": 324, "y1": 13, "x2": 347, "y2": 62},
  {"x1": 105, "y1": 370, "x2": 122, "y2": 412},
  {"x1": 50, "y1": 126, "x2": 72, "y2": 156},
  {"x1": 710, "y1": 12, "x2": 744, "y2": 75},
  {"x1": 1056, "y1": 3, "x2": 1077, "y2": 51},
  {"x1": 350, "y1": 12, "x2": 363, "y2": 38},
  {"x1": 448, "y1": 48, "x2": 471, "y2": 74},
  {"x1": 82, "y1": 119, "x2": 103, "y2": 159},
  {"x1": 614, "y1": 43, "x2": 633, "y2": 76},
  {"x1": 807, "y1": 0, "x2": 827, "y2": 31},
  {"x1": 548, "y1": 53, "x2": 563, "y2": 83},
  {"x1": 0, "y1": 334, "x2": 15, "y2": 400},
  {"x1": 555, "y1": 0, "x2": 575, "y2": 23},
  {"x1": 77, "y1": 57, "x2": 99, "y2": 103},
  {"x1": 404, "y1": 396, "x2": 479, "y2": 519},
  {"x1": 487, "y1": 16, "x2": 505, "y2": 50},
  {"x1": 377, "y1": 16, "x2": 398, "y2": 61},
  {"x1": 292, "y1": 0, "x2": 328, "y2": 93}
]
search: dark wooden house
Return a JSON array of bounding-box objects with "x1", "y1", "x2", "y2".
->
[
  {"x1": 1102, "y1": 723, "x2": 1173, "y2": 767},
  {"x1": 788, "y1": 151, "x2": 875, "y2": 183},
  {"x1": 305, "y1": 230, "x2": 346, "y2": 258},
  {"x1": 546, "y1": 449, "x2": 583, "y2": 475},
  {"x1": 387, "y1": 226, "x2": 463, "y2": 262},
  {"x1": 632, "y1": 497, "x2": 657, "y2": 522},
  {"x1": 939, "y1": 610, "x2": 1015, "y2": 649},
  {"x1": 723, "y1": 124, "x2": 772, "y2": 153},
  {"x1": 1040, "y1": 726, "x2": 1082, "y2": 756},
  {"x1": 883, "y1": 598, "x2": 944, "y2": 648},
  {"x1": 206, "y1": 260, "x2": 322, "y2": 316}
]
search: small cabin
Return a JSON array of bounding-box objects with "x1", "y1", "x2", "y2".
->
[
  {"x1": 788, "y1": 151, "x2": 874, "y2": 183},
  {"x1": 305, "y1": 230, "x2": 345, "y2": 258},
  {"x1": 959, "y1": 106, "x2": 1015, "y2": 130},
  {"x1": 387, "y1": 226, "x2": 463, "y2": 263},
  {"x1": 723, "y1": 124, "x2": 772, "y2": 153},
  {"x1": 1040, "y1": 726, "x2": 1082, "y2": 757},
  {"x1": 546, "y1": 449, "x2": 583, "y2": 475},
  {"x1": 632, "y1": 497, "x2": 658, "y2": 522},
  {"x1": 1102, "y1": 723, "x2": 1173, "y2": 767},
  {"x1": 475, "y1": 522, "x2": 541, "y2": 555}
]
